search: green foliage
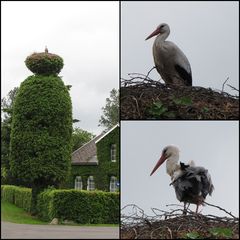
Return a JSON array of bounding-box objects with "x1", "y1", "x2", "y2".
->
[
  {"x1": 148, "y1": 101, "x2": 176, "y2": 118},
  {"x1": 99, "y1": 88, "x2": 119, "y2": 130},
  {"x1": 96, "y1": 126, "x2": 119, "y2": 190},
  {"x1": 173, "y1": 96, "x2": 193, "y2": 106},
  {"x1": 1, "y1": 185, "x2": 16, "y2": 203},
  {"x1": 203, "y1": 107, "x2": 209, "y2": 113},
  {"x1": 25, "y1": 52, "x2": 64, "y2": 75},
  {"x1": 209, "y1": 227, "x2": 233, "y2": 238},
  {"x1": 36, "y1": 189, "x2": 119, "y2": 224},
  {"x1": 185, "y1": 232, "x2": 201, "y2": 239},
  {"x1": 1, "y1": 87, "x2": 19, "y2": 185},
  {"x1": 2, "y1": 185, "x2": 119, "y2": 224},
  {"x1": 67, "y1": 126, "x2": 119, "y2": 191},
  {"x1": 1, "y1": 185, "x2": 32, "y2": 212},
  {"x1": 72, "y1": 127, "x2": 95, "y2": 152},
  {"x1": 10, "y1": 74, "x2": 72, "y2": 187}
]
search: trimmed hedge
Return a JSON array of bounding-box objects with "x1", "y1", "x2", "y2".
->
[
  {"x1": 1, "y1": 185, "x2": 32, "y2": 212},
  {"x1": 37, "y1": 189, "x2": 119, "y2": 224},
  {"x1": 10, "y1": 74, "x2": 72, "y2": 186},
  {"x1": 1, "y1": 185, "x2": 119, "y2": 224}
]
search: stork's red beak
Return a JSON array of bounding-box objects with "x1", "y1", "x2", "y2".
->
[
  {"x1": 145, "y1": 28, "x2": 160, "y2": 40},
  {"x1": 150, "y1": 154, "x2": 167, "y2": 176}
]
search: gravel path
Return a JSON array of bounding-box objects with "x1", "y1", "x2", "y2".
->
[{"x1": 1, "y1": 221, "x2": 119, "y2": 239}]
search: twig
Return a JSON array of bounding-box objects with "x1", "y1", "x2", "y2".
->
[
  {"x1": 203, "y1": 201, "x2": 238, "y2": 219},
  {"x1": 145, "y1": 66, "x2": 156, "y2": 80},
  {"x1": 122, "y1": 204, "x2": 239, "y2": 240},
  {"x1": 221, "y1": 77, "x2": 229, "y2": 92},
  {"x1": 227, "y1": 84, "x2": 239, "y2": 92}
]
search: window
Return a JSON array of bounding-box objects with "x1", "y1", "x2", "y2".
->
[
  {"x1": 75, "y1": 176, "x2": 83, "y2": 190},
  {"x1": 110, "y1": 176, "x2": 118, "y2": 192},
  {"x1": 87, "y1": 176, "x2": 95, "y2": 191},
  {"x1": 110, "y1": 144, "x2": 117, "y2": 162}
]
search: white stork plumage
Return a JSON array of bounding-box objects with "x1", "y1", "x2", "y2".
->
[
  {"x1": 145, "y1": 23, "x2": 192, "y2": 86},
  {"x1": 150, "y1": 145, "x2": 214, "y2": 213}
]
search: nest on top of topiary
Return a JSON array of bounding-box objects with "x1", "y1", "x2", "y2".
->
[{"x1": 25, "y1": 51, "x2": 64, "y2": 75}]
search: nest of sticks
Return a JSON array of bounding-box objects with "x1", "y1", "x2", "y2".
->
[
  {"x1": 121, "y1": 204, "x2": 239, "y2": 239},
  {"x1": 120, "y1": 71, "x2": 239, "y2": 120}
]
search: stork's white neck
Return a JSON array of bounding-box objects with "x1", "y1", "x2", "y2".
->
[
  {"x1": 156, "y1": 31, "x2": 170, "y2": 43},
  {"x1": 166, "y1": 154, "x2": 179, "y2": 178}
]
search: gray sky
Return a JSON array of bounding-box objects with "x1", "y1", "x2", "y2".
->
[
  {"x1": 121, "y1": 1, "x2": 239, "y2": 95},
  {"x1": 121, "y1": 121, "x2": 239, "y2": 217},
  {"x1": 2, "y1": 1, "x2": 119, "y2": 135}
]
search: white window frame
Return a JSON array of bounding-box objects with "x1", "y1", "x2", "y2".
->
[
  {"x1": 110, "y1": 144, "x2": 117, "y2": 162},
  {"x1": 87, "y1": 176, "x2": 95, "y2": 191},
  {"x1": 75, "y1": 176, "x2": 83, "y2": 190},
  {"x1": 110, "y1": 176, "x2": 118, "y2": 192}
]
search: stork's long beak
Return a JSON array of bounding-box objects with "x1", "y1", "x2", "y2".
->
[
  {"x1": 150, "y1": 154, "x2": 167, "y2": 176},
  {"x1": 145, "y1": 29, "x2": 160, "y2": 40}
]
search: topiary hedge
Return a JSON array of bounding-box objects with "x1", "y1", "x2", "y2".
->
[
  {"x1": 1, "y1": 185, "x2": 32, "y2": 212},
  {"x1": 10, "y1": 75, "x2": 72, "y2": 185},
  {"x1": 37, "y1": 189, "x2": 119, "y2": 224},
  {"x1": 10, "y1": 50, "x2": 72, "y2": 214}
]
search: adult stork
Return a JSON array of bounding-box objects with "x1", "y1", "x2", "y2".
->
[
  {"x1": 150, "y1": 145, "x2": 214, "y2": 213},
  {"x1": 145, "y1": 23, "x2": 192, "y2": 86}
]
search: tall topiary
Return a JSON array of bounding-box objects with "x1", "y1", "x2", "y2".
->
[{"x1": 10, "y1": 49, "x2": 72, "y2": 214}]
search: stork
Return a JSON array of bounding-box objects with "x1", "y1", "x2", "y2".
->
[
  {"x1": 145, "y1": 23, "x2": 192, "y2": 86},
  {"x1": 150, "y1": 145, "x2": 214, "y2": 213}
]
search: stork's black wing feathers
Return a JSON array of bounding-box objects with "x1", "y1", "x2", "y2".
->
[
  {"x1": 175, "y1": 64, "x2": 192, "y2": 86},
  {"x1": 172, "y1": 166, "x2": 212, "y2": 204}
]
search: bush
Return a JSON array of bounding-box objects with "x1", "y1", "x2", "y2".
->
[
  {"x1": 14, "y1": 187, "x2": 32, "y2": 212},
  {"x1": 1, "y1": 185, "x2": 17, "y2": 203},
  {"x1": 1, "y1": 185, "x2": 32, "y2": 211},
  {"x1": 1, "y1": 185, "x2": 119, "y2": 224},
  {"x1": 37, "y1": 189, "x2": 119, "y2": 224}
]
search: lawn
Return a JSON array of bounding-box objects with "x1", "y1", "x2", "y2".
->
[
  {"x1": 1, "y1": 201, "x2": 47, "y2": 224},
  {"x1": 1, "y1": 201, "x2": 119, "y2": 227}
]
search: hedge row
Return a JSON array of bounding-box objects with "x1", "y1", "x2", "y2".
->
[
  {"x1": 37, "y1": 189, "x2": 119, "y2": 224},
  {"x1": 1, "y1": 185, "x2": 119, "y2": 224},
  {"x1": 1, "y1": 185, "x2": 32, "y2": 212}
]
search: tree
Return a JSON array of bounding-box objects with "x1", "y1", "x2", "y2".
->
[
  {"x1": 10, "y1": 50, "x2": 72, "y2": 214},
  {"x1": 1, "y1": 87, "x2": 19, "y2": 185},
  {"x1": 72, "y1": 127, "x2": 95, "y2": 152},
  {"x1": 99, "y1": 88, "x2": 119, "y2": 130}
]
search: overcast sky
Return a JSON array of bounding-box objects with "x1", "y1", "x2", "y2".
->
[
  {"x1": 121, "y1": 121, "x2": 239, "y2": 217},
  {"x1": 121, "y1": 1, "x2": 239, "y2": 95},
  {"x1": 2, "y1": 1, "x2": 119, "y2": 135}
]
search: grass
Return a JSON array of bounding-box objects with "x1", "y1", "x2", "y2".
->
[
  {"x1": 1, "y1": 201, "x2": 119, "y2": 227},
  {"x1": 1, "y1": 201, "x2": 47, "y2": 224}
]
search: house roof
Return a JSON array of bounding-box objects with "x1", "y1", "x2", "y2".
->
[
  {"x1": 71, "y1": 123, "x2": 119, "y2": 165},
  {"x1": 95, "y1": 123, "x2": 119, "y2": 144},
  {"x1": 72, "y1": 134, "x2": 103, "y2": 165}
]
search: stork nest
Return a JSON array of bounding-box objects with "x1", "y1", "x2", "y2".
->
[
  {"x1": 120, "y1": 73, "x2": 239, "y2": 119},
  {"x1": 121, "y1": 204, "x2": 239, "y2": 239}
]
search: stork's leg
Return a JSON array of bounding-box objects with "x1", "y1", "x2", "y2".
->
[
  {"x1": 183, "y1": 202, "x2": 187, "y2": 215},
  {"x1": 195, "y1": 204, "x2": 199, "y2": 214}
]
